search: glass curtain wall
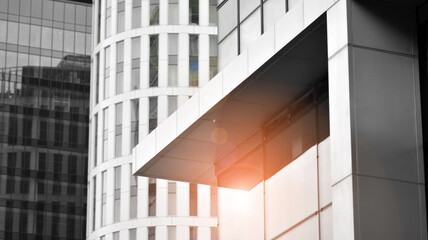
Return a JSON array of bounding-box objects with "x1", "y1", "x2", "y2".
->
[{"x1": 0, "y1": 0, "x2": 91, "y2": 239}]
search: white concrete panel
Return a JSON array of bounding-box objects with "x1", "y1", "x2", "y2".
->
[
  {"x1": 141, "y1": 0, "x2": 150, "y2": 27},
  {"x1": 355, "y1": 175, "x2": 426, "y2": 239},
  {"x1": 159, "y1": 33, "x2": 168, "y2": 87},
  {"x1": 159, "y1": 0, "x2": 168, "y2": 25},
  {"x1": 199, "y1": 73, "x2": 223, "y2": 114},
  {"x1": 106, "y1": 168, "x2": 115, "y2": 225},
  {"x1": 177, "y1": 181, "x2": 190, "y2": 216},
  {"x1": 138, "y1": 177, "x2": 149, "y2": 218},
  {"x1": 157, "y1": 179, "x2": 168, "y2": 216},
  {"x1": 158, "y1": 95, "x2": 168, "y2": 123},
  {"x1": 265, "y1": 146, "x2": 318, "y2": 239},
  {"x1": 123, "y1": 38, "x2": 132, "y2": 92},
  {"x1": 248, "y1": 26, "x2": 275, "y2": 74},
  {"x1": 179, "y1": 0, "x2": 189, "y2": 25},
  {"x1": 332, "y1": 175, "x2": 354, "y2": 240},
  {"x1": 319, "y1": 138, "x2": 332, "y2": 207},
  {"x1": 274, "y1": 0, "x2": 304, "y2": 53},
  {"x1": 156, "y1": 226, "x2": 168, "y2": 240},
  {"x1": 155, "y1": 112, "x2": 177, "y2": 151},
  {"x1": 327, "y1": 0, "x2": 348, "y2": 57},
  {"x1": 303, "y1": 0, "x2": 334, "y2": 28},
  {"x1": 108, "y1": 104, "x2": 116, "y2": 160},
  {"x1": 276, "y1": 215, "x2": 319, "y2": 240},
  {"x1": 328, "y1": 47, "x2": 352, "y2": 184},
  {"x1": 176, "y1": 92, "x2": 199, "y2": 135},
  {"x1": 134, "y1": 129, "x2": 156, "y2": 171},
  {"x1": 198, "y1": 226, "x2": 211, "y2": 240},
  {"x1": 176, "y1": 226, "x2": 189, "y2": 240},
  {"x1": 197, "y1": 184, "x2": 210, "y2": 217},
  {"x1": 137, "y1": 227, "x2": 149, "y2": 240},
  {"x1": 222, "y1": 51, "x2": 248, "y2": 95},
  {"x1": 178, "y1": 33, "x2": 190, "y2": 87},
  {"x1": 125, "y1": 0, "x2": 132, "y2": 31},
  {"x1": 199, "y1": 0, "x2": 209, "y2": 26},
  {"x1": 199, "y1": 34, "x2": 210, "y2": 87},
  {"x1": 320, "y1": 205, "x2": 333, "y2": 240}
]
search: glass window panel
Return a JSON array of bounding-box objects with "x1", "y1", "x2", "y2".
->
[
  {"x1": 30, "y1": 25, "x2": 41, "y2": 47},
  {"x1": 148, "y1": 227, "x2": 155, "y2": 240},
  {"x1": 168, "y1": 96, "x2": 178, "y2": 116},
  {"x1": 42, "y1": 0, "x2": 53, "y2": 20},
  {"x1": 132, "y1": 68, "x2": 140, "y2": 90},
  {"x1": 169, "y1": 0, "x2": 179, "y2": 24},
  {"x1": 0, "y1": 50, "x2": 5, "y2": 68},
  {"x1": 168, "y1": 226, "x2": 177, "y2": 240},
  {"x1": 29, "y1": 54, "x2": 39, "y2": 66},
  {"x1": 7, "y1": 22, "x2": 18, "y2": 44},
  {"x1": 8, "y1": 0, "x2": 19, "y2": 15},
  {"x1": 289, "y1": 0, "x2": 301, "y2": 9},
  {"x1": 52, "y1": 29, "x2": 64, "y2": 51},
  {"x1": 240, "y1": 9, "x2": 261, "y2": 51},
  {"x1": 53, "y1": 1, "x2": 64, "y2": 22},
  {"x1": 117, "y1": 10, "x2": 125, "y2": 33},
  {"x1": 18, "y1": 53, "x2": 28, "y2": 66},
  {"x1": 149, "y1": 97, "x2": 157, "y2": 133},
  {"x1": 150, "y1": 35, "x2": 158, "y2": 87},
  {"x1": 209, "y1": 0, "x2": 217, "y2": 26},
  {"x1": 209, "y1": 35, "x2": 218, "y2": 79},
  {"x1": 150, "y1": 0, "x2": 159, "y2": 25},
  {"x1": 19, "y1": 24, "x2": 30, "y2": 46},
  {"x1": 189, "y1": 183, "x2": 197, "y2": 216},
  {"x1": 65, "y1": 3, "x2": 76, "y2": 23},
  {"x1": 64, "y1": 30, "x2": 75, "y2": 53},
  {"x1": 189, "y1": 35, "x2": 198, "y2": 86},
  {"x1": 20, "y1": 0, "x2": 31, "y2": 16},
  {"x1": 75, "y1": 32, "x2": 85, "y2": 54},
  {"x1": 263, "y1": 0, "x2": 286, "y2": 32},
  {"x1": 105, "y1": 46, "x2": 111, "y2": 68},
  {"x1": 132, "y1": 37, "x2": 140, "y2": 59},
  {"x1": 117, "y1": 41, "x2": 124, "y2": 63},
  {"x1": 0, "y1": 0, "x2": 7, "y2": 13},
  {"x1": 6, "y1": 52, "x2": 17, "y2": 68},
  {"x1": 218, "y1": 0, "x2": 237, "y2": 40},
  {"x1": 219, "y1": 29, "x2": 237, "y2": 69},
  {"x1": 130, "y1": 229, "x2": 137, "y2": 240},
  {"x1": 148, "y1": 178, "x2": 156, "y2": 216},
  {"x1": 132, "y1": 4, "x2": 141, "y2": 29},
  {"x1": 31, "y1": 0, "x2": 42, "y2": 18},
  {"x1": 116, "y1": 103, "x2": 123, "y2": 125},
  {"x1": 87, "y1": 6, "x2": 92, "y2": 26},
  {"x1": 41, "y1": 27, "x2": 52, "y2": 49},
  {"x1": 106, "y1": 16, "x2": 111, "y2": 38},
  {"x1": 0, "y1": 20, "x2": 6, "y2": 42},
  {"x1": 86, "y1": 33, "x2": 92, "y2": 54},
  {"x1": 240, "y1": 0, "x2": 260, "y2": 21},
  {"x1": 76, "y1": 5, "x2": 86, "y2": 25},
  {"x1": 189, "y1": 0, "x2": 199, "y2": 24}
]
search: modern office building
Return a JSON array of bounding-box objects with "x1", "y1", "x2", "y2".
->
[
  {"x1": 134, "y1": 0, "x2": 428, "y2": 239},
  {"x1": 88, "y1": 0, "x2": 218, "y2": 240},
  {"x1": 0, "y1": 0, "x2": 92, "y2": 240}
]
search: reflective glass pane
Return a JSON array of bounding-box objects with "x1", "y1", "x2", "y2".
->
[
  {"x1": 150, "y1": 0, "x2": 159, "y2": 25},
  {"x1": 31, "y1": 0, "x2": 42, "y2": 18},
  {"x1": 189, "y1": 0, "x2": 198, "y2": 24},
  {"x1": 8, "y1": 0, "x2": 19, "y2": 15},
  {"x1": 53, "y1": 1, "x2": 64, "y2": 22},
  {"x1": 20, "y1": 0, "x2": 31, "y2": 16},
  {"x1": 41, "y1": 27, "x2": 52, "y2": 49},
  {"x1": 7, "y1": 22, "x2": 18, "y2": 44},
  {"x1": 75, "y1": 32, "x2": 85, "y2": 54},
  {"x1": 76, "y1": 5, "x2": 86, "y2": 25},
  {"x1": 52, "y1": 29, "x2": 64, "y2": 51},
  {"x1": 42, "y1": 0, "x2": 53, "y2": 20},
  {"x1": 30, "y1": 25, "x2": 41, "y2": 47},
  {"x1": 64, "y1": 30, "x2": 75, "y2": 53},
  {"x1": 132, "y1": 6, "x2": 141, "y2": 29},
  {"x1": 132, "y1": 37, "x2": 140, "y2": 59},
  {"x1": 65, "y1": 3, "x2": 76, "y2": 23},
  {"x1": 19, "y1": 23, "x2": 30, "y2": 46},
  {"x1": 0, "y1": 20, "x2": 6, "y2": 42}
]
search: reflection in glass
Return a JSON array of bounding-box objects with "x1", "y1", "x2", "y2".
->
[
  {"x1": 189, "y1": 35, "x2": 199, "y2": 86},
  {"x1": 189, "y1": 0, "x2": 199, "y2": 25},
  {"x1": 240, "y1": 9, "x2": 261, "y2": 51},
  {"x1": 117, "y1": 1, "x2": 125, "y2": 33},
  {"x1": 168, "y1": 34, "x2": 178, "y2": 86},
  {"x1": 150, "y1": 0, "x2": 159, "y2": 25},
  {"x1": 150, "y1": 35, "x2": 158, "y2": 87},
  {"x1": 209, "y1": 35, "x2": 218, "y2": 79},
  {"x1": 149, "y1": 97, "x2": 157, "y2": 133}
]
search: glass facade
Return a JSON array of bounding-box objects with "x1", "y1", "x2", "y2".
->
[
  {"x1": 218, "y1": 0, "x2": 295, "y2": 69},
  {"x1": 0, "y1": 0, "x2": 91, "y2": 239}
]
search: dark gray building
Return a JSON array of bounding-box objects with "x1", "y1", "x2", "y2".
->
[{"x1": 0, "y1": 0, "x2": 92, "y2": 239}]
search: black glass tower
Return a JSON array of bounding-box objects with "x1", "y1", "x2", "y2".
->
[{"x1": 0, "y1": 0, "x2": 92, "y2": 239}]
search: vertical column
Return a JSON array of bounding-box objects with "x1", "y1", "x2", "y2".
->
[
  {"x1": 197, "y1": 184, "x2": 210, "y2": 217},
  {"x1": 110, "y1": 43, "x2": 117, "y2": 97},
  {"x1": 124, "y1": 38, "x2": 132, "y2": 92},
  {"x1": 139, "y1": 97, "x2": 149, "y2": 141},
  {"x1": 138, "y1": 177, "x2": 149, "y2": 218},
  {"x1": 95, "y1": 173, "x2": 102, "y2": 230},
  {"x1": 327, "y1": 0, "x2": 427, "y2": 239},
  {"x1": 112, "y1": 0, "x2": 118, "y2": 35},
  {"x1": 97, "y1": 111, "x2": 103, "y2": 166},
  {"x1": 198, "y1": 34, "x2": 209, "y2": 87},
  {"x1": 176, "y1": 226, "x2": 190, "y2": 240},
  {"x1": 141, "y1": 35, "x2": 150, "y2": 89},
  {"x1": 156, "y1": 226, "x2": 168, "y2": 240},
  {"x1": 100, "y1": 0, "x2": 106, "y2": 41},
  {"x1": 198, "y1": 226, "x2": 211, "y2": 240},
  {"x1": 122, "y1": 100, "x2": 132, "y2": 155},
  {"x1": 178, "y1": 33, "x2": 189, "y2": 87},
  {"x1": 121, "y1": 163, "x2": 131, "y2": 220},
  {"x1": 125, "y1": 0, "x2": 132, "y2": 30},
  {"x1": 99, "y1": 50, "x2": 105, "y2": 103},
  {"x1": 158, "y1": 33, "x2": 168, "y2": 87},
  {"x1": 176, "y1": 181, "x2": 189, "y2": 216},
  {"x1": 108, "y1": 104, "x2": 116, "y2": 160},
  {"x1": 159, "y1": 0, "x2": 168, "y2": 25},
  {"x1": 106, "y1": 168, "x2": 115, "y2": 225},
  {"x1": 137, "y1": 227, "x2": 149, "y2": 240},
  {"x1": 156, "y1": 179, "x2": 168, "y2": 216},
  {"x1": 179, "y1": 0, "x2": 189, "y2": 25},
  {"x1": 142, "y1": 0, "x2": 150, "y2": 26},
  {"x1": 199, "y1": 0, "x2": 209, "y2": 26},
  {"x1": 157, "y1": 95, "x2": 168, "y2": 123}
]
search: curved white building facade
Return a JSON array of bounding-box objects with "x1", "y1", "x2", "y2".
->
[{"x1": 87, "y1": 0, "x2": 219, "y2": 239}]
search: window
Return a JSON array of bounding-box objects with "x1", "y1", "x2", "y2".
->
[
  {"x1": 115, "y1": 103, "x2": 123, "y2": 157},
  {"x1": 150, "y1": 0, "x2": 159, "y2": 25},
  {"x1": 189, "y1": 0, "x2": 199, "y2": 25},
  {"x1": 92, "y1": 176, "x2": 97, "y2": 231},
  {"x1": 189, "y1": 35, "x2": 199, "y2": 86},
  {"x1": 209, "y1": 0, "x2": 217, "y2": 26},
  {"x1": 131, "y1": 99, "x2": 139, "y2": 149},
  {"x1": 148, "y1": 178, "x2": 156, "y2": 216},
  {"x1": 190, "y1": 226, "x2": 197, "y2": 240},
  {"x1": 130, "y1": 229, "x2": 137, "y2": 240},
  {"x1": 211, "y1": 186, "x2": 218, "y2": 217},
  {"x1": 209, "y1": 35, "x2": 218, "y2": 79},
  {"x1": 94, "y1": 114, "x2": 98, "y2": 167},
  {"x1": 130, "y1": 164, "x2": 138, "y2": 218},
  {"x1": 114, "y1": 166, "x2": 121, "y2": 222},
  {"x1": 149, "y1": 97, "x2": 158, "y2": 133},
  {"x1": 96, "y1": 53, "x2": 100, "y2": 103},
  {"x1": 101, "y1": 171, "x2": 107, "y2": 226},
  {"x1": 113, "y1": 231, "x2": 120, "y2": 240},
  {"x1": 168, "y1": 34, "x2": 178, "y2": 86},
  {"x1": 132, "y1": 37, "x2": 141, "y2": 89},
  {"x1": 117, "y1": 0, "x2": 125, "y2": 33},
  {"x1": 168, "y1": 226, "x2": 177, "y2": 240},
  {"x1": 168, "y1": 96, "x2": 178, "y2": 117},
  {"x1": 116, "y1": 41, "x2": 124, "y2": 94},
  {"x1": 97, "y1": 0, "x2": 102, "y2": 43},
  {"x1": 106, "y1": 0, "x2": 112, "y2": 38},
  {"x1": 104, "y1": 47, "x2": 110, "y2": 99},
  {"x1": 150, "y1": 35, "x2": 159, "y2": 87},
  {"x1": 168, "y1": 182, "x2": 176, "y2": 215},
  {"x1": 148, "y1": 226, "x2": 155, "y2": 240},
  {"x1": 168, "y1": 0, "x2": 179, "y2": 24},
  {"x1": 133, "y1": 0, "x2": 142, "y2": 28},
  {"x1": 190, "y1": 183, "x2": 197, "y2": 216},
  {"x1": 103, "y1": 108, "x2": 109, "y2": 161}
]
